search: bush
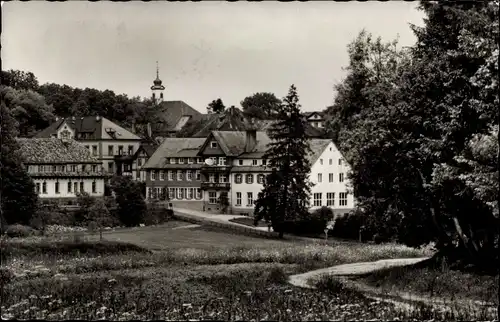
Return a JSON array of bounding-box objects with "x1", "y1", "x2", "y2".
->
[
  {"x1": 36, "y1": 209, "x2": 76, "y2": 227},
  {"x1": 144, "y1": 204, "x2": 173, "y2": 226},
  {"x1": 331, "y1": 210, "x2": 373, "y2": 241},
  {"x1": 281, "y1": 207, "x2": 333, "y2": 236},
  {"x1": 4, "y1": 224, "x2": 36, "y2": 238}
]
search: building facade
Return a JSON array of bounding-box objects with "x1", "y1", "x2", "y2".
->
[
  {"x1": 304, "y1": 111, "x2": 325, "y2": 129},
  {"x1": 17, "y1": 138, "x2": 106, "y2": 205},
  {"x1": 35, "y1": 116, "x2": 144, "y2": 180},
  {"x1": 143, "y1": 138, "x2": 206, "y2": 210},
  {"x1": 144, "y1": 129, "x2": 356, "y2": 217}
]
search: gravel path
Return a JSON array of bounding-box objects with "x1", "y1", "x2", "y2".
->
[{"x1": 288, "y1": 257, "x2": 497, "y2": 317}]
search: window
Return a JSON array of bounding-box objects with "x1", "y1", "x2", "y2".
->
[
  {"x1": 195, "y1": 170, "x2": 201, "y2": 180},
  {"x1": 68, "y1": 181, "x2": 72, "y2": 193},
  {"x1": 196, "y1": 188, "x2": 202, "y2": 200},
  {"x1": 54, "y1": 181, "x2": 60, "y2": 194},
  {"x1": 327, "y1": 193, "x2": 335, "y2": 206},
  {"x1": 177, "y1": 171, "x2": 184, "y2": 181},
  {"x1": 36, "y1": 183, "x2": 41, "y2": 194},
  {"x1": 247, "y1": 192, "x2": 254, "y2": 206},
  {"x1": 80, "y1": 182, "x2": 84, "y2": 192},
  {"x1": 220, "y1": 175, "x2": 227, "y2": 183},
  {"x1": 38, "y1": 165, "x2": 43, "y2": 172},
  {"x1": 246, "y1": 174, "x2": 254, "y2": 184},
  {"x1": 252, "y1": 159, "x2": 258, "y2": 166},
  {"x1": 262, "y1": 159, "x2": 267, "y2": 166},
  {"x1": 42, "y1": 182, "x2": 47, "y2": 194},
  {"x1": 188, "y1": 158, "x2": 193, "y2": 164},
  {"x1": 238, "y1": 160, "x2": 243, "y2": 166},
  {"x1": 128, "y1": 145, "x2": 133, "y2": 155},
  {"x1": 179, "y1": 158, "x2": 185, "y2": 164},
  {"x1": 82, "y1": 165, "x2": 87, "y2": 172},
  {"x1": 71, "y1": 165, "x2": 77, "y2": 172},
  {"x1": 197, "y1": 158, "x2": 203, "y2": 164},
  {"x1": 219, "y1": 157, "x2": 226, "y2": 166},
  {"x1": 339, "y1": 192, "x2": 348, "y2": 206},
  {"x1": 74, "y1": 182, "x2": 78, "y2": 193},
  {"x1": 209, "y1": 191, "x2": 217, "y2": 204},
  {"x1": 329, "y1": 173, "x2": 334, "y2": 183},
  {"x1": 209, "y1": 174, "x2": 215, "y2": 183},
  {"x1": 159, "y1": 170, "x2": 165, "y2": 181},
  {"x1": 85, "y1": 145, "x2": 90, "y2": 150},
  {"x1": 182, "y1": 188, "x2": 187, "y2": 199},
  {"x1": 118, "y1": 146, "x2": 124, "y2": 155},
  {"x1": 92, "y1": 146, "x2": 98, "y2": 156},
  {"x1": 168, "y1": 188, "x2": 175, "y2": 200},
  {"x1": 52, "y1": 165, "x2": 57, "y2": 172},
  {"x1": 108, "y1": 162, "x2": 114, "y2": 173},
  {"x1": 151, "y1": 170, "x2": 156, "y2": 181},
  {"x1": 168, "y1": 170, "x2": 174, "y2": 181},
  {"x1": 187, "y1": 170, "x2": 192, "y2": 181},
  {"x1": 188, "y1": 188, "x2": 194, "y2": 200},
  {"x1": 329, "y1": 159, "x2": 332, "y2": 165},
  {"x1": 210, "y1": 157, "x2": 218, "y2": 165},
  {"x1": 339, "y1": 173, "x2": 344, "y2": 182},
  {"x1": 91, "y1": 165, "x2": 97, "y2": 173},
  {"x1": 235, "y1": 174, "x2": 242, "y2": 184},
  {"x1": 317, "y1": 173, "x2": 323, "y2": 182},
  {"x1": 92, "y1": 181, "x2": 97, "y2": 193},
  {"x1": 257, "y1": 174, "x2": 265, "y2": 184},
  {"x1": 338, "y1": 159, "x2": 342, "y2": 166},
  {"x1": 171, "y1": 188, "x2": 178, "y2": 200},
  {"x1": 313, "y1": 193, "x2": 322, "y2": 207},
  {"x1": 320, "y1": 159, "x2": 323, "y2": 165},
  {"x1": 171, "y1": 158, "x2": 177, "y2": 164},
  {"x1": 230, "y1": 192, "x2": 239, "y2": 207},
  {"x1": 148, "y1": 188, "x2": 153, "y2": 199},
  {"x1": 138, "y1": 158, "x2": 142, "y2": 167},
  {"x1": 210, "y1": 141, "x2": 218, "y2": 148},
  {"x1": 177, "y1": 188, "x2": 184, "y2": 200}
]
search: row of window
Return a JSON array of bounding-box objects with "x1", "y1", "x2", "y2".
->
[
  {"x1": 313, "y1": 192, "x2": 348, "y2": 207},
  {"x1": 233, "y1": 174, "x2": 265, "y2": 184},
  {"x1": 30, "y1": 164, "x2": 101, "y2": 173},
  {"x1": 84, "y1": 145, "x2": 135, "y2": 157},
  {"x1": 317, "y1": 173, "x2": 345, "y2": 183},
  {"x1": 163, "y1": 157, "x2": 269, "y2": 167},
  {"x1": 35, "y1": 181, "x2": 98, "y2": 194},
  {"x1": 319, "y1": 158, "x2": 343, "y2": 166},
  {"x1": 151, "y1": 170, "x2": 201, "y2": 181},
  {"x1": 147, "y1": 187, "x2": 202, "y2": 200},
  {"x1": 234, "y1": 192, "x2": 254, "y2": 207}
]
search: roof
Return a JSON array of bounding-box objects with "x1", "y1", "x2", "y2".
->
[
  {"x1": 304, "y1": 111, "x2": 325, "y2": 118},
  {"x1": 16, "y1": 138, "x2": 101, "y2": 164},
  {"x1": 151, "y1": 100, "x2": 203, "y2": 134},
  {"x1": 207, "y1": 130, "x2": 330, "y2": 164},
  {"x1": 35, "y1": 116, "x2": 142, "y2": 141},
  {"x1": 143, "y1": 137, "x2": 206, "y2": 169},
  {"x1": 191, "y1": 107, "x2": 252, "y2": 137}
]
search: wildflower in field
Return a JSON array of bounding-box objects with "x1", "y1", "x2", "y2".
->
[
  {"x1": 108, "y1": 278, "x2": 117, "y2": 283},
  {"x1": 284, "y1": 289, "x2": 292, "y2": 294}
]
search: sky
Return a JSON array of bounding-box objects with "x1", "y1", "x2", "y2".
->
[{"x1": 2, "y1": 1, "x2": 425, "y2": 113}]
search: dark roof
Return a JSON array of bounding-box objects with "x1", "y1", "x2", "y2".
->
[
  {"x1": 143, "y1": 138, "x2": 206, "y2": 169},
  {"x1": 192, "y1": 107, "x2": 252, "y2": 137},
  {"x1": 150, "y1": 100, "x2": 203, "y2": 135},
  {"x1": 17, "y1": 138, "x2": 101, "y2": 164},
  {"x1": 304, "y1": 111, "x2": 325, "y2": 118},
  {"x1": 35, "y1": 116, "x2": 142, "y2": 140}
]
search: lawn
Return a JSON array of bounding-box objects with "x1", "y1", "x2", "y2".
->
[
  {"x1": 354, "y1": 264, "x2": 499, "y2": 308},
  {"x1": 8, "y1": 223, "x2": 482, "y2": 320}
]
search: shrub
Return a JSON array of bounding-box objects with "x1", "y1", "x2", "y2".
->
[
  {"x1": 4, "y1": 224, "x2": 35, "y2": 238},
  {"x1": 36, "y1": 209, "x2": 75, "y2": 227},
  {"x1": 331, "y1": 210, "x2": 373, "y2": 241},
  {"x1": 281, "y1": 206, "x2": 333, "y2": 236}
]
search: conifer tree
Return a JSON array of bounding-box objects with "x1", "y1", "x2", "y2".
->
[{"x1": 254, "y1": 85, "x2": 312, "y2": 238}]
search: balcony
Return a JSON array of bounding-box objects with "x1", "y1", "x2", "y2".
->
[
  {"x1": 200, "y1": 182, "x2": 231, "y2": 190},
  {"x1": 201, "y1": 165, "x2": 232, "y2": 173},
  {"x1": 114, "y1": 151, "x2": 135, "y2": 162}
]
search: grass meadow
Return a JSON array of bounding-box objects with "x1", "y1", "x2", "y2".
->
[{"x1": 1, "y1": 221, "x2": 497, "y2": 320}]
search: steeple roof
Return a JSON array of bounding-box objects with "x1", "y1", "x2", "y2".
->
[{"x1": 151, "y1": 61, "x2": 165, "y2": 90}]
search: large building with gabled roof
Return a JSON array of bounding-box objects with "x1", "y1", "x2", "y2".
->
[
  {"x1": 143, "y1": 129, "x2": 355, "y2": 216},
  {"x1": 17, "y1": 137, "x2": 106, "y2": 204},
  {"x1": 35, "y1": 115, "x2": 144, "y2": 180}
]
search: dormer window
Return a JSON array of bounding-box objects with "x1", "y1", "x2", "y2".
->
[{"x1": 210, "y1": 141, "x2": 218, "y2": 148}]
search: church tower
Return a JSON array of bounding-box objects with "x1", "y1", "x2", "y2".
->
[{"x1": 151, "y1": 61, "x2": 165, "y2": 104}]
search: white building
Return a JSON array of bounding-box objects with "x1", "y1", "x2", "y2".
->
[
  {"x1": 35, "y1": 116, "x2": 144, "y2": 180},
  {"x1": 195, "y1": 130, "x2": 355, "y2": 216},
  {"x1": 17, "y1": 138, "x2": 106, "y2": 205}
]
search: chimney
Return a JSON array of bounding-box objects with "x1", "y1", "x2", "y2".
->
[
  {"x1": 147, "y1": 122, "x2": 152, "y2": 138},
  {"x1": 245, "y1": 129, "x2": 257, "y2": 152},
  {"x1": 131, "y1": 123, "x2": 136, "y2": 133},
  {"x1": 96, "y1": 116, "x2": 101, "y2": 122}
]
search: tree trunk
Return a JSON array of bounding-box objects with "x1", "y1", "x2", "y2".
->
[{"x1": 279, "y1": 230, "x2": 284, "y2": 239}]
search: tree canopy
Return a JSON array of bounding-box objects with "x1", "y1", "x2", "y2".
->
[{"x1": 241, "y1": 92, "x2": 282, "y2": 120}]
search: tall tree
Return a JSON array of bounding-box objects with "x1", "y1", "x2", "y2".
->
[
  {"x1": 0, "y1": 101, "x2": 39, "y2": 226},
  {"x1": 109, "y1": 176, "x2": 147, "y2": 227},
  {"x1": 1, "y1": 69, "x2": 39, "y2": 91},
  {"x1": 207, "y1": 98, "x2": 226, "y2": 114},
  {"x1": 254, "y1": 85, "x2": 312, "y2": 238},
  {"x1": 241, "y1": 92, "x2": 282, "y2": 120},
  {"x1": 1, "y1": 86, "x2": 55, "y2": 137}
]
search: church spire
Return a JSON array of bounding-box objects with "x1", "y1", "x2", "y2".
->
[{"x1": 151, "y1": 61, "x2": 165, "y2": 103}]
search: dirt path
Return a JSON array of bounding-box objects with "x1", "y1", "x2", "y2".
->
[{"x1": 288, "y1": 257, "x2": 497, "y2": 317}]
